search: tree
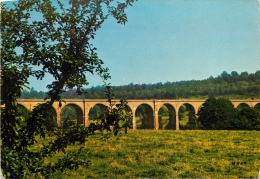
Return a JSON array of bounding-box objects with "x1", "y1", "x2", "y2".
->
[
  {"x1": 231, "y1": 71, "x2": 239, "y2": 83},
  {"x1": 158, "y1": 105, "x2": 169, "y2": 129},
  {"x1": 237, "y1": 107, "x2": 260, "y2": 130},
  {"x1": 239, "y1": 71, "x2": 249, "y2": 81},
  {"x1": 61, "y1": 105, "x2": 78, "y2": 122},
  {"x1": 197, "y1": 98, "x2": 237, "y2": 129},
  {"x1": 1, "y1": 0, "x2": 135, "y2": 178},
  {"x1": 220, "y1": 71, "x2": 230, "y2": 82}
]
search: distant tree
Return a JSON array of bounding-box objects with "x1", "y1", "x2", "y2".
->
[
  {"x1": 231, "y1": 71, "x2": 239, "y2": 77},
  {"x1": 158, "y1": 105, "x2": 169, "y2": 129},
  {"x1": 19, "y1": 70, "x2": 260, "y2": 100},
  {"x1": 89, "y1": 105, "x2": 108, "y2": 120},
  {"x1": 239, "y1": 71, "x2": 249, "y2": 81},
  {"x1": 61, "y1": 105, "x2": 77, "y2": 122},
  {"x1": 255, "y1": 70, "x2": 260, "y2": 79},
  {"x1": 220, "y1": 71, "x2": 230, "y2": 78},
  {"x1": 159, "y1": 105, "x2": 169, "y2": 117},
  {"x1": 231, "y1": 71, "x2": 239, "y2": 83},
  {"x1": 179, "y1": 105, "x2": 189, "y2": 118}
]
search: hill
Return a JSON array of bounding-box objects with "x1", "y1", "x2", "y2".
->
[{"x1": 20, "y1": 70, "x2": 260, "y2": 99}]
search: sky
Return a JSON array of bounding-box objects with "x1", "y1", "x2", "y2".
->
[{"x1": 4, "y1": 0, "x2": 260, "y2": 91}]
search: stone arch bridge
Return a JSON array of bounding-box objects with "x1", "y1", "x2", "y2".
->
[{"x1": 15, "y1": 99, "x2": 260, "y2": 130}]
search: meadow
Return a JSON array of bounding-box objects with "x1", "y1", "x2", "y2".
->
[{"x1": 48, "y1": 130, "x2": 259, "y2": 178}]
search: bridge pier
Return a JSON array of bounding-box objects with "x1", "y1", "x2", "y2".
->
[
  {"x1": 83, "y1": 101, "x2": 90, "y2": 127},
  {"x1": 153, "y1": 100, "x2": 159, "y2": 130},
  {"x1": 57, "y1": 113, "x2": 61, "y2": 127},
  {"x1": 132, "y1": 115, "x2": 136, "y2": 130},
  {"x1": 54, "y1": 106, "x2": 61, "y2": 127},
  {"x1": 154, "y1": 112, "x2": 159, "y2": 130},
  {"x1": 84, "y1": 116, "x2": 89, "y2": 127},
  {"x1": 176, "y1": 112, "x2": 179, "y2": 130}
]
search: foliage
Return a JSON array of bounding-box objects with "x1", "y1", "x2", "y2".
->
[
  {"x1": 85, "y1": 70, "x2": 260, "y2": 99},
  {"x1": 44, "y1": 107, "x2": 58, "y2": 131},
  {"x1": 1, "y1": 0, "x2": 135, "y2": 178},
  {"x1": 89, "y1": 104, "x2": 108, "y2": 120},
  {"x1": 236, "y1": 107, "x2": 260, "y2": 130},
  {"x1": 2, "y1": 90, "x2": 132, "y2": 179},
  {"x1": 158, "y1": 105, "x2": 169, "y2": 117},
  {"x1": 158, "y1": 106, "x2": 169, "y2": 129},
  {"x1": 197, "y1": 98, "x2": 260, "y2": 130},
  {"x1": 20, "y1": 88, "x2": 47, "y2": 99},
  {"x1": 197, "y1": 98, "x2": 237, "y2": 129},
  {"x1": 61, "y1": 105, "x2": 78, "y2": 122},
  {"x1": 89, "y1": 84, "x2": 132, "y2": 138},
  {"x1": 21, "y1": 70, "x2": 260, "y2": 99}
]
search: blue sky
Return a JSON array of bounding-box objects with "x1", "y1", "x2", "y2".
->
[{"x1": 5, "y1": 0, "x2": 260, "y2": 91}]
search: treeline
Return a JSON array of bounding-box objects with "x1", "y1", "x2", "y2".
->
[
  {"x1": 20, "y1": 87, "x2": 47, "y2": 99},
  {"x1": 20, "y1": 70, "x2": 260, "y2": 99}
]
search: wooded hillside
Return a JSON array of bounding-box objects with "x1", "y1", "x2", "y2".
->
[{"x1": 21, "y1": 70, "x2": 260, "y2": 99}]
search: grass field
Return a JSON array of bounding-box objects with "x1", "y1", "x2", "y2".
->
[{"x1": 48, "y1": 130, "x2": 260, "y2": 179}]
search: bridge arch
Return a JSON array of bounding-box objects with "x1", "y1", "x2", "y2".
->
[
  {"x1": 16, "y1": 101, "x2": 33, "y2": 111},
  {"x1": 61, "y1": 103, "x2": 84, "y2": 125},
  {"x1": 89, "y1": 103, "x2": 108, "y2": 120},
  {"x1": 236, "y1": 103, "x2": 250, "y2": 110},
  {"x1": 178, "y1": 103, "x2": 197, "y2": 129},
  {"x1": 158, "y1": 103, "x2": 176, "y2": 130},
  {"x1": 135, "y1": 103, "x2": 154, "y2": 129},
  {"x1": 17, "y1": 103, "x2": 29, "y2": 110},
  {"x1": 254, "y1": 103, "x2": 260, "y2": 110}
]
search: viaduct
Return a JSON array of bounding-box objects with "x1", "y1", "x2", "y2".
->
[{"x1": 15, "y1": 99, "x2": 260, "y2": 130}]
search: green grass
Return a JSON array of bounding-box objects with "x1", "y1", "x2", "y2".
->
[{"x1": 46, "y1": 130, "x2": 259, "y2": 178}]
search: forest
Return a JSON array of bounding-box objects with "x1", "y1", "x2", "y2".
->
[{"x1": 20, "y1": 70, "x2": 260, "y2": 99}]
